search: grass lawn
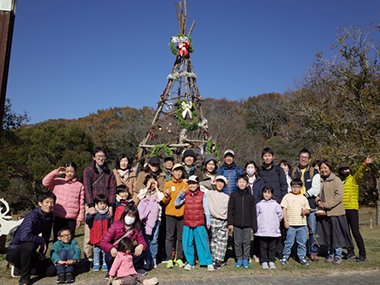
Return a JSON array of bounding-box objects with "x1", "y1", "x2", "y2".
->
[{"x1": 1, "y1": 207, "x2": 379, "y2": 284}]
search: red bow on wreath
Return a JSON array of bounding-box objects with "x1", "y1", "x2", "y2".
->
[{"x1": 178, "y1": 41, "x2": 190, "y2": 58}]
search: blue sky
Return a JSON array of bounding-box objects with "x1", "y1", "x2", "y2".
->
[{"x1": 6, "y1": 0, "x2": 380, "y2": 123}]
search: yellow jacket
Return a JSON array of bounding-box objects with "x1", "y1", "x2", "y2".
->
[
  {"x1": 342, "y1": 163, "x2": 367, "y2": 210},
  {"x1": 162, "y1": 179, "x2": 189, "y2": 217}
]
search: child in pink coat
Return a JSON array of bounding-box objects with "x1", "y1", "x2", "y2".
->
[
  {"x1": 108, "y1": 237, "x2": 158, "y2": 285},
  {"x1": 42, "y1": 162, "x2": 85, "y2": 240}
]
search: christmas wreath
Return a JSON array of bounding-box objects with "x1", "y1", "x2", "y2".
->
[
  {"x1": 169, "y1": 34, "x2": 194, "y2": 57},
  {"x1": 205, "y1": 140, "x2": 220, "y2": 160},
  {"x1": 175, "y1": 100, "x2": 199, "y2": 130}
]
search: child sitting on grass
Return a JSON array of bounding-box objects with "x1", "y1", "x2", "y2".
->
[{"x1": 51, "y1": 228, "x2": 81, "y2": 284}]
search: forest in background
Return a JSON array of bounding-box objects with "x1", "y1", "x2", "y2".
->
[{"x1": 1, "y1": 27, "x2": 379, "y2": 213}]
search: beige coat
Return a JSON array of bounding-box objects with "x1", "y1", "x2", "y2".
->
[
  {"x1": 112, "y1": 168, "x2": 138, "y2": 204},
  {"x1": 316, "y1": 172, "x2": 345, "y2": 217}
]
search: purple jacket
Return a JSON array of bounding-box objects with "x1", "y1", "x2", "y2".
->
[
  {"x1": 98, "y1": 221, "x2": 147, "y2": 253},
  {"x1": 255, "y1": 199, "x2": 283, "y2": 237},
  {"x1": 137, "y1": 197, "x2": 159, "y2": 236}
]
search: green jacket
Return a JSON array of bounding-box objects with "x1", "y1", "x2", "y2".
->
[
  {"x1": 342, "y1": 163, "x2": 367, "y2": 210},
  {"x1": 51, "y1": 239, "x2": 81, "y2": 264}
]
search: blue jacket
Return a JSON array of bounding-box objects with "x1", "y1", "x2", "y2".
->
[
  {"x1": 216, "y1": 163, "x2": 244, "y2": 196},
  {"x1": 8, "y1": 207, "x2": 53, "y2": 250}
]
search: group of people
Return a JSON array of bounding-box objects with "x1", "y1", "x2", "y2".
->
[{"x1": 5, "y1": 146, "x2": 373, "y2": 285}]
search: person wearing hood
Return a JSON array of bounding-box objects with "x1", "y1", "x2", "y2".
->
[
  {"x1": 339, "y1": 155, "x2": 374, "y2": 262},
  {"x1": 216, "y1": 149, "x2": 244, "y2": 196}
]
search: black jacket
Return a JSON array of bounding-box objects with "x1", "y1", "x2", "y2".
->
[
  {"x1": 260, "y1": 162, "x2": 288, "y2": 203},
  {"x1": 227, "y1": 187, "x2": 257, "y2": 231}
]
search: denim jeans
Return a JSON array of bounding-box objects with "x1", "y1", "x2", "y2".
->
[
  {"x1": 282, "y1": 226, "x2": 307, "y2": 260},
  {"x1": 93, "y1": 246, "x2": 106, "y2": 266},
  {"x1": 144, "y1": 220, "x2": 161, "y2": 267},
  {"x1": 307, "y1": 211, "x2": 318, "y2": 254},
  {"x1": 56, "y1": 249, "x2": 75, "y2": 275},
  {"x1": 328, "y1": 247, "x2": 343, "y2": 259}
]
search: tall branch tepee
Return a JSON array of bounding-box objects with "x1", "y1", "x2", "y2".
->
[{"x1": 138, "y1": 0, "x2": 217, "y2": 162}]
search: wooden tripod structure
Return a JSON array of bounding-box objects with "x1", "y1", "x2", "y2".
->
[{"x1": 138, "y1": 0, "x2": 215, "y2": 161}]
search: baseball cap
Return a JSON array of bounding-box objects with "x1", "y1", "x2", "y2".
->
[
  {"x1": 188, "y1": 175, "x2": 199, "y2": 183},
  {"x1": 215, "y1": 175, "x2": 228, "y2": 185},
  {"x1": 223, "y1": 149, "x2": 235, "y2": 157}
]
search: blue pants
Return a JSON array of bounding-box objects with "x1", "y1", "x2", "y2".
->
[
  {"x1": 282, "y1": 226, "x2": 307, "y2": 260},
  {"x1": 93, "y1": 246, "x2": 106, "y2": 267},
  {"x1": 307, "y1": 211, "x2": 318, "y2": 254},
  {"x1": 143, "y1": 221, "x2": 160, "y2": 267},
  {"x1": 56, "y1": 249, "x2": 75, "y2": 275},
  {"x1": 183, "y1": 225, "x2": 213, "y2": 266}
]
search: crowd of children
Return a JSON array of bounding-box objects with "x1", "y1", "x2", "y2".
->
[{"x1": 6, "y1": 146, "x2": 374, "y2": 285}]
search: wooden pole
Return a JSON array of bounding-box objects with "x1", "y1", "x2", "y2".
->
[
  {"x1": 0, "y1": 3, "x2": 15, "y2": 131},
  {"x1": 376, "y1": 177, "x2": 380, "y2": 225}
]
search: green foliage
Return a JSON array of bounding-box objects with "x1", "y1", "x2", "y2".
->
[
  {"x1": 175, "y1": 100, "x2": 199, "y2": 130},
  {"x1": 151, "y1": 144, "x2": 174, "y2": 158}
]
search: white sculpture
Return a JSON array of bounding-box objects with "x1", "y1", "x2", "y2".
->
[{"x1": 0, "y1": 198, "x2": 23, "y2": 236}]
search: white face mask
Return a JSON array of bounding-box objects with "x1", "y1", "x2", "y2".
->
[
  {"x1": 246, "y1": 168, "x2": 255, "y2": 176},
  {"x1": 124, "y1": 216, "x2": 136, "y2": 225}
]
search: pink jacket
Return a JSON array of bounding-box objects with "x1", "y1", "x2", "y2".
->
[
  {"x1": 109, "y1": 252, "x2": 137, "y2": 278},
  {"x1": 137, "y1": 196, "x2": 159, "y2": 236},
  {"x1": 42, "y1": 169, "x2": 85, "y2": 221},
  {"x1": 98, "y1": 221, "x2": 147, "y2": 253}
]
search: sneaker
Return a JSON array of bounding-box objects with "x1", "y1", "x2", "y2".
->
[
  {"x1": 152, "y1": 258, "x2": 157, "y2": 269},
  {"x1": 300, "y1": 259, "x2": 309, "y2": 266},
  {"x1": 242, "y1": 259, "x2": 249, "y2": 269},
  {"x1": 356, "y1": 256, "x2": 366, "y2": 263},
  {"x1": 235, "y1": 259, "x2": 243, "y2": 268},
  {"x1": 10, "y1": 265, "x2": 21, "y2": 277},
  {"x1": 280, "y1": 258, "x2": 288, "y2": 265},
  {"x1": 268, "y1": 261, "x2": 276, "y2": 269},
  {"x1": 184, "y1": 264, "x2": 194, "y2": 270},
  {"x1": 262, "y1": 262, "x2": 269, "y2": 269},
  {"x1": 253, "y1": 255, "x2": 260, "y2": 263},
  {"x1": 93, "y1": 264, "x2": 100, "y2": 271},
  {"x1": 214, "y1": 260, "x2": 222, "y2": 269},
  {"x1": 56, "y1": 274, "x2": 65, "y2": 284},
  {"x1": 346, "y1": 253, "x2": 356, "y2": 260},
  {"x1": 166, "y1": 260, "x2": 174, "y2": 269},
  {"x1": 332, "y1": 257, "x2": 342, "y2": 265},
  {"x1": 65, "y1": 272, "x2": 75, "y2": 283},
  {"x1": 102, "y1": 263, "x2": 108, "y2": 271},
  {"x1": 207, "y1": 264, "x2": 215, "y2": 271},
  {"x1": 176, "y1": 259, "x2": 185, "y2": 268},
  {"x1": 104, "y1": 272, "x2": 109, "y2": 280},
  {"x1": 325, "y1": 256, "x2": 334, "y2": 263}
]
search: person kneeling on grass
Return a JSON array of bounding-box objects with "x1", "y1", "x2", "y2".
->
[
  {"x1": 108, "y1": 237, "x2": 158, "y2": 285},
  {"x1": 174, "y1": 175, "x2": 214, "y2": 271},
  {"x1": 51, "y1": 228, "x2": 81, "y2": 284}
]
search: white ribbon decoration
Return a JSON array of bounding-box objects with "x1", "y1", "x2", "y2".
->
[{"x1": 181, "y1": 101, "x2": 193, "y2": 119}]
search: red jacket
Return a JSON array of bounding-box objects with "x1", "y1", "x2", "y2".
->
[
  {"x1": 85, "y1": 212, "x2": 109, "y2": 245},
  {"x1": 184, "y1": 190, "x2": 205, "y2": 228},
  {"x1": 98, "y1": 221, "x2": 147, "y2": 253}
]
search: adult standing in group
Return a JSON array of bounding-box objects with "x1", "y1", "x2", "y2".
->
[
  {"x1": 135, "y1": 156, "x2": 165, "y2": 194},
  {"x1": 259, "y1": 147, "x2": 288, "y2": 259},
  {"x1": 6, "y1": 193, "x2": 57, "y2": 285},
  {"x1": 290, "y1": 148, "x2": 321, "y2": 261},
  {"x1": 339, "y1": 155, "x2": 374, "y2": 262},
  {"x1": 42, "y1": 162, "x2": 85, "y2": 241},
  {"x1": 316, "y1": 160, "x2": 353, "y2": 265},
  {"x1": 162, "y1": 155, "x2": 175, "y2": 183},
  {"x1": 244, "y1": 160, "x2": 264, "y2": 202},
  {"x1": 216, "y1": 149, "x2": 244, "y2": 196},
  {"x1": 83, "y1": 147, "x2": 116, "y2": 260},
  {"x1": 112, "y1": 153, "x2": 138, "y2": 204}
]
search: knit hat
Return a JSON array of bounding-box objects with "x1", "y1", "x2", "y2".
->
[{"x1": 182, "y1": 149, "x2": 197, "y2": 162}]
